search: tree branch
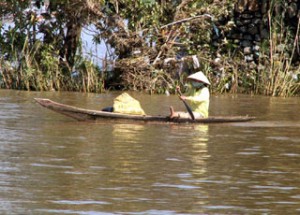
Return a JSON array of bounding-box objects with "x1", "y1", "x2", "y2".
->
[{"x1": 160, "y1": 14, "x2": 213, "y2": 29}]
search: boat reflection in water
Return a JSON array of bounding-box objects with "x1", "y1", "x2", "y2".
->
[
  {"x1": 108, "y1": 122, "x2": 210, "y2": 183},
  {"x1": 190, "y1": 125, "x2": 209, "y2": 176}
]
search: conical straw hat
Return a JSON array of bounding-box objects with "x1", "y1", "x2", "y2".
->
[{"x1": 187, "y1": 71, "x2": 210, "y2": 85}]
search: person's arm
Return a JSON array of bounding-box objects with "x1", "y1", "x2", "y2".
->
[
  {"x1": 185, "y1": 88, "x2": 209, "y2": 103},
  {"x1": 176, "y1": 85, "x2": 187, "y2": 101}
]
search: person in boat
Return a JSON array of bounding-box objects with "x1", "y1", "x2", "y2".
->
[{"x1": 170, "y1": 71, "x2": 210, "y2": 119}]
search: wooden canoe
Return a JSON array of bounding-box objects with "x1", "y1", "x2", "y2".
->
[{"x1": 34, "y1": 98, "x2": 255, "y2": 124}]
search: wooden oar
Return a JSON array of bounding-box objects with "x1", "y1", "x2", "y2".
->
[{"x1": 177, "y1": 88, "x2": 195, "y2": 120}]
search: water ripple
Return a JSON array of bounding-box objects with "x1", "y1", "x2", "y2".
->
[
  {"x1": 152, "y1": 183, "x2": 200, "y2": 190},
  {"x1": 36, "y1": 209, "x2": 118, "y2": 215},
  {"x1": 51, "y1": 200, "x2": 111, "y2": 205},
  {"x1": 250, "y1": 185, "x2": 297, "y2": 191}
]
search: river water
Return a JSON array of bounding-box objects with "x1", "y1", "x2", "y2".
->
[{"x1": 0, "y1": 89, "x2": 300, "y2": 214}]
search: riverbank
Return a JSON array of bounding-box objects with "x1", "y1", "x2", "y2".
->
[{"x1": 0, "y1": 0, "x2": 299, "y2": 96}]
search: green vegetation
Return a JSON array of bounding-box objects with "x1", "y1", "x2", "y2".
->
[
  {"x1": 0, "y1": 0, "x2": 299, "y2": 96},
  {"x1": 257, "y1": 0, "x2": 300, "y2": 96}
]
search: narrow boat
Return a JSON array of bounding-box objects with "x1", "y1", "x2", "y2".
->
[{"x1": 34, "y1": 98, "x2": 255, "y2": 123}]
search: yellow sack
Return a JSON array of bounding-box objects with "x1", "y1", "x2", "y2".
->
[{"x1": 113, "y1": 93, "x2": 146, "y2": 115}]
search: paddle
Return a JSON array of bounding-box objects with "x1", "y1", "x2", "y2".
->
[{"x1": 177, "y1": 88, "x2": 195, "y2": 120}]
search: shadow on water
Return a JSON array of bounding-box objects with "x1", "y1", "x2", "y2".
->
[{"x1": 0, "y1": 90, "x2": 300, "y2": 214}]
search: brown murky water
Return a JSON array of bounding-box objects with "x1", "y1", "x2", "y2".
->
[{"x1": 0, "y1": 89, "x2": 300, "y2": 214}]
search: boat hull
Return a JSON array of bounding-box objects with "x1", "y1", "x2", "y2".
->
[{"x1": 34, "y1": 98, "x2": 255, "y2": 123}]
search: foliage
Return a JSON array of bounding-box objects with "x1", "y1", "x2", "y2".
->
[
  {"x1": 0, "y1": 0, "x2": 299, "y2": 96},
  {"x1": 0, "y1": 0, "x2": 105, "y2": 92},
  {"x1": 94, "y1": 0, "x2": 231, "y2": 92},
  {"x1": 254, "y1": 0, "x2": 300, "y2": 96}
]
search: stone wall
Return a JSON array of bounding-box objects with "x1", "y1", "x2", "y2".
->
[
  {"x1": 230, "y1": 0, "x2": 266, "y2": 64},
  {"x1": 219, "y1": 0, "x2": 300, "y2": 65}
]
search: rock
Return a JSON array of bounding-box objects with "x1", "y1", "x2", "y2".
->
[
  {"x1": 236, "y1": 20, "x2": 243, "y2": 27},
  {"x1": 245, "y1": 54, "x2": 254, "y2": 62},
  {"x1": 212, "y1": 41, "x2": 219, "y2": 47},
  {"x1": 254, "y1": 34, "x2": 261, "y2": 42},
  {"x1": 253, "y1": 45, "x2": 260, "y2": 51},
  {"x1": 248, "y1": 24, "x2": 258, "y2": 35},
  {"x1": 241, "y1": 13, "x2": 254, "y2": 19},
  {"x1": 243, "y1": 47, "x2": 252, "y2": 54},
  {"x1": 260, "y1": 28, "x2": 269, "y2": 39},
  {"x1": 253, "y1": 18, "x2": 261, "y2": 25},
  {"x1": 254, "y1": 52, "x2": 260, "y2": 58},
  {"x1": 212, "y1": 35, "x2": 220, "y2": 40},
  {"x1": 243, "y1": 34, "x2": 253, "y2": 40},
  {"x1": 230, "y1": 33, "x2": 243, "y2": 39},
  {"x1": 241, "y1": 40, "x2": 252, "y2": 47},
  {"x1": 254, "y1": 12, "x2": 262, "y2": 18},
  {"x1": 241, "y1": 19, "x2": 252, "y2": 25},
  {"x1": 240, "y1": 26, "x2": 247, "y2": 33}
]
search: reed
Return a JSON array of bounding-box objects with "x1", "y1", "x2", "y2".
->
[
  {"x1": 0, "y1": 34, "x2": 105, "y2": 92},
  {"x1": 256, "y1": 3, "x2": 300, "y2": 97},
  {"x1": 208, "y1": 0, "x2": 300, "y2": 96},
  {"x1": 73, "y1": 59, "x2": 104, "y2": 93}
]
